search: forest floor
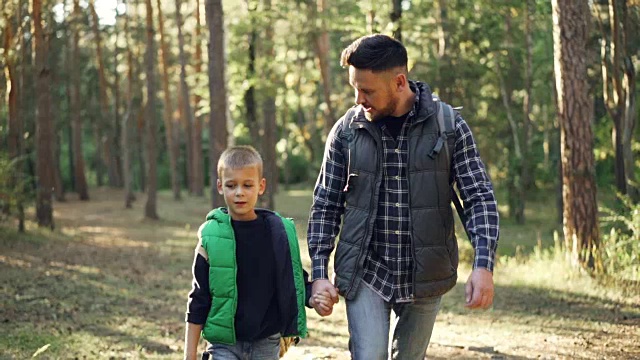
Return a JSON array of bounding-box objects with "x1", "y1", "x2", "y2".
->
[{"x1": 1, "y1": 187, "x2": 639, "y2": 359}]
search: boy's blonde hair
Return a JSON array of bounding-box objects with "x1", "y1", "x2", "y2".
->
[{"x1": 217, "y1": 145, "x2": 263, "y2": 178}]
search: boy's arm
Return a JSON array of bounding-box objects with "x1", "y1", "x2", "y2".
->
[
  {"x1": 303, "y1": 269, "x2": 313, "y2": 308},
  {"x1": 184, "y1": 237, "x2": 211, "y2": 357},
  {"x1": 184, "y1": 322, "x2": 203, "y2": 360}
]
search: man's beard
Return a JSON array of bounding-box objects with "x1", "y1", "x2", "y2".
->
[{"x1": 365, "y1": 96, "x2": 398, "y2": 122}]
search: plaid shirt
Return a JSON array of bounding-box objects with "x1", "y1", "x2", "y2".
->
[{"x1": 308, "y1": 91, "x2": 499, "y2": 303}]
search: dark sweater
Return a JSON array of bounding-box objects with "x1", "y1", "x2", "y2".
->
[{"x1": 375, "y1": 112, "x2": 409, "y2": 141}]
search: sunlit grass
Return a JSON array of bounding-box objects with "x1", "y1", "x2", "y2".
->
[{"x1": 1, "y1": 186, "x2": 638, "y2": 359}]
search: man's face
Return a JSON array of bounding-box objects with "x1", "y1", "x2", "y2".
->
[
  {"x1": 349, "y1": 66, "x2": 399, "y2": 121},
  {"x1": 217, "y1": 165, "x2": 265, "y2": 221}
]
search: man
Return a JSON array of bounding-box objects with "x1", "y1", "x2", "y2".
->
[{"x1": 306, "y1": 34, "x2": 499, "y2": 360}]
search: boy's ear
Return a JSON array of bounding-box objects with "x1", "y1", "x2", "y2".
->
[
  {"x1": 217, "y1": 179, "x2": 223, "y2": 194},
  {"x1": 258, "y1": 178, "x2": 266, "y2": 195}
]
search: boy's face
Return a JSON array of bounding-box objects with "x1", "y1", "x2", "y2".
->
[{"x1": 217, "y1": 165, "x2": 266, "y2": 221}]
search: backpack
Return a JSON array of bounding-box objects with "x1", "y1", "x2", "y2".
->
[{"x1": 338, "y1": 97, "x2": 470, "y2": 240}]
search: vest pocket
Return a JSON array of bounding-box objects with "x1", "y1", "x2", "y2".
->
[{"x1": 414, "y1": 246, "x2": 455, "y2": 282}]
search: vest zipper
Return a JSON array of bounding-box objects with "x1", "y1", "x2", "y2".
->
[
  {"x1": 407, "y1": 114, "x2": 418, "y2": 300},
  {"x1": 345, "y1": 122, "x2": 383, "y2": 299},
  {"x1": 228, "y1": 217, "x2": 238, "y2": 344}
]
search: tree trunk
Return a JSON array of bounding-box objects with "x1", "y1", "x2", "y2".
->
[
  {"x1": 136, "y1": 105, "x2": 146, "y2": 192},
  {"x1": 53, "y1": 127, "x2": 66, "y2": 202},
  {"x1": 192, "y1": 0, "x2": 205, "y2": 197},
  {"x1": 552, "y1": 0, "x2": 601, "y2": 272},
  {"x1": 4, "y1": 6, "x2": 26, "y2": 231},
  {"x1": 144, "y1": 0, "x2": 159, "y2": 219},
  {"x1": 620, "y1": 1, "x2": 638, "y2": 202},
  {"x1": 436, "y1": 0, "x2": 453, "y2": 102},
  {"x1": 516, "y1": 0, "x2": 535, "y2": 224},
  {"x1": 597, "y1": 0, "x2": 636, "y2": 197},
  {"x1": 156, "y1": 0, "x2": 181, "y2": 200},
  {"x1": 244, "y1": 2, "x2": 260, "y2": 148},
  {"x1": 205, "y1": 0, "x2": 228, "y2": 208},
  {"x1": 113, "y1": 1, "x2": 122, "y2": 192},
  {"x1": 621, "y1": 57, "x2": 637, "y2": 202},
  {"x1": 89, "y1": 0, "x2": 121, "y2": 188},
  {"x1": 122, "y1": 0, "x2": 135, "y2": 207},
  {"x1": 70, "y1": 0, "x2": 89, "y2": 200},
  {"x1": 312, "y1": 0, "x2": 334, "y2": 137},
  {"x1": 390, "y1": 0, "x2": 402, "y2": 42},
  {"x1": 4, "y1": 15, "x2": 21, "y2": 163},
  {"x1": 176, "y1": 0, "x2": 197, "y2": 198},
  {"x1": 262, "y1": 0, "x2": 277, "y2": 209},
  {"x1": 34, "y1": 0, "x2": 55, "y2": 229}
]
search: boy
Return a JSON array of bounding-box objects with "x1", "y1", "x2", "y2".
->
[{"x1": 184, "y1": 145, "x2": 335, "y2": 360}]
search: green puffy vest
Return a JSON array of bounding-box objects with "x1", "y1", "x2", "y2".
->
[{"x1": 198, "y1": 208, "x2": 308, "y2": 344}]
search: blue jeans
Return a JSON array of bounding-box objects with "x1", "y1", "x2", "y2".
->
[
  {"x1": 346, "y1": 281, "x2": 442, "y2": 360},
  {"x1": 203, "y1": 333, "x2": 280, "y2": 360}
]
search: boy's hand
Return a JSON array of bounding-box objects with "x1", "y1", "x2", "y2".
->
[{"x1": 310, "y1": 290, "x2": 337, "y2": 316}]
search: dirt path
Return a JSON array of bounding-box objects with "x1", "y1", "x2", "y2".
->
[{"x1": 1, "y1": 188, "x2": 638, "y2": 359}]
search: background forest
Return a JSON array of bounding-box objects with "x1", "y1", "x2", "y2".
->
[{"x1": 1, "y1": 0, "x2": 639, "y2": 359}]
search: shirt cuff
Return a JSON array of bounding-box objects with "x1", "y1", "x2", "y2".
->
[
  {"x1": 472, "y1": 248, "x2": 495, "y2": 272},
  {"x1": 311, "y1": 256, "x2": 329, "y2": 281}
]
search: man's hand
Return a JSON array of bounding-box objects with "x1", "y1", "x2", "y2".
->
[
  {"x1": 464, "y1": 268, "x2": 494, "y2": 309},
  {"x1": 309, "y1": 290, "x2": 335, "y2": 316},
  {"x1": 311, "y1": 279, "x2": 339, "y2": 316}
]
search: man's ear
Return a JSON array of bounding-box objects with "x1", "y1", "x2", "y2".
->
[
  {"x1": 217, "y1": 179, "x2": 223, "y2": 194},
  {"x1": 394, "y1": 72, "x2": 408, "y2": 92},
  {"x1": 258, "y1": 178, "x2": 266, "y2": 195}
]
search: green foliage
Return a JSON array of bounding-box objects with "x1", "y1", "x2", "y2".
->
[
  {"x1": 0, "y1": 152, "x2": 33, "y2": 224},
  {"x1": 601, "y1": 195, "x2": 640, "y2": 283}
]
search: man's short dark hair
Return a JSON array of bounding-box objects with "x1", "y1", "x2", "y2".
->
[{"x1": 340, "y1": 34, "x2": 408, "y2": 72}]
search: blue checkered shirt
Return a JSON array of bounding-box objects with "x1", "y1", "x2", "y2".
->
[{"x1": 307, "y1": 97, "x2": 499, "y2": 303}]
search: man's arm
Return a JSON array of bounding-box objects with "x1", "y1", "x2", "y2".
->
[
  {"x1": 184, "y1": 237, "x2": 211, "y2": 358},
  {"x1": 307, "y1": 120, "x2": 347, "y2": 304},
  {"x1": 451, "y1": 115, "x2": 499, "y2": 309},
  {"x1": 307, "y1": 120, "x2": 347, "y2": 281}
]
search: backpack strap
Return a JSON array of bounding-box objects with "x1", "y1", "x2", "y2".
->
[
  {"x1": 339, "y1": 107, "x2": 358, "y2": 148},
  {"x1": 338, "y1": 107, "x2": 359, "y2": 191},
  {"x1": 431, "y1": 96, "x2": 471, "y2": 241}
]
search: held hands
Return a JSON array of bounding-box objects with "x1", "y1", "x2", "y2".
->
[
  {"x1": 310, "y1": 279, "x2": 340, "y2": 316},
  {"x1": 464, "y1": 268, "x2": 494, "y2": 310}
]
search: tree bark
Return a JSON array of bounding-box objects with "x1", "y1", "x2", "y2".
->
[
  {"x1": 144, "y1": 0, "x2": 159, "y2": 219},
  {"x1": 70, "y1": 0, "x2": 89, "y2": 200},
  {"x1": 596, "y1": 0, "x2": 636, "y2": 198},
  {"x1": 312, "y1": 0, "x2": 334, "y2": 137},
  {"x1": 244, "y1": 1, "x2": 259, "y2": 148},
  {"x1": 34, "y1": 0, "x2": 55, "y2": 229},
  {"x1": 515, "y1": 0, "x2": 535, "y2": 224},
  {"x1": 552, "y1": 0, "x2": 601, "y2": 272},
  {"x1": 89, "y1": 0, "x2": 121, "y2": 187},
  {"x1": 3, "y1": 4, "x2": 26, "y2": 231},
  {"x1": 205, "y1": 0, "x2": 228, "y2": 208},
  {"x1": 262, "y1": 0, "x2": 277, "y2": 209},
  {"x1": 122, "y1": 0, "x2": 135, "y2": 207},
  {"x1": 156, "y1": 0, "x2": 181, "y2": 200},
  {"x1": 192, "y1": 0, "x2": 205, "y2": 196},
  {"x1": 390, "y1": 0, "x2": 402, "y2": 42},
  {"x1": 176, "y1": 0, "x2": 198, "y2": 198},
  {"x1": 436, "y1": 0, "x2": 453, "y2": 102},
  {"x1": 622, "y1": 59, "x2": 637, "y2": 200}
]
